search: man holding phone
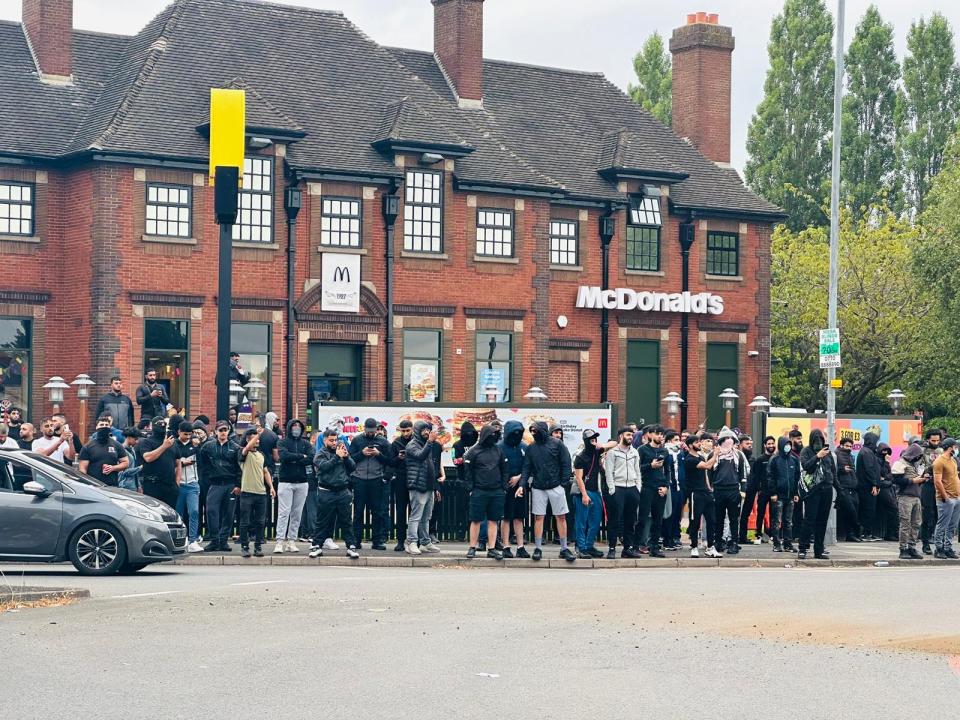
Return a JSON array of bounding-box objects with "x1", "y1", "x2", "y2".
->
[
  {"x1": 174, "y1": 420, "x2": 204, "y2": 552},
  {"x1": 136, "y1": 368, "x2": 169, "y2": 420},
  {"x1": 637, "y1": 424, "x2": 669, "y2": 558},
  {"x1": 348, "y1": 418, "x2": 393, "y2": 550}
]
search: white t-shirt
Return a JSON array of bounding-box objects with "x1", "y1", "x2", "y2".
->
[
  {"x1": 33, "y1": 435, "x2": 66, "y2": 463},
  {"x1": 0, "y1": 437, "x2": 19, "y2": 450}
]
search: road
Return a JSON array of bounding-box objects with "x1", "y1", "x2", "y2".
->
[{"x1": 2, "y1": 562, "x2": 958, "y2": 719}]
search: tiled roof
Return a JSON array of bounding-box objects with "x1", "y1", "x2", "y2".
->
[{"x1": 0, "y1": 0, "x2": 783, "y2": 218}]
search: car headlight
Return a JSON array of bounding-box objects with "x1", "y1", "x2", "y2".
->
[{"x1": 110, "y1": 497, "x2": 164, "y2": 523}]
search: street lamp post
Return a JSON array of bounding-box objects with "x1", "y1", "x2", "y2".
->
[
  {"x1": 748, "y1": 395, "x2": 772, "y2": 443},
  {"x1": 524, "y1": 387, "x2": 547, "y2": 403},
  {"x1": 245, "y1": 378, "x2": 266, "y2": 421},
  {"x1": 887, "y1": 389, "x2": 905, "y2": 416},
  {"x1": 42, "y1": 376, "x2": 70, "y2": 414},
  {"x1": 71, "y1": 373, "x2": 96, "y2": 443},
  {"x1": 661, "y1": 391, "x2": 684, "y2": 428},
  {"x1": 719, "y1": 387, "x2": 739, "y2": 429}
]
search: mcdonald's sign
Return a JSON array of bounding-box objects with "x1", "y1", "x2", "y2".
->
[{"x1": 321, "y1": 253, "x2": 361, "y2": 313}]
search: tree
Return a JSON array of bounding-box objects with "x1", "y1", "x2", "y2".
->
[
  {"x1": 899, "y1": 13, "x2": 960, "y2": 215},
  {"x1": 628, "y1": 33, "x2": 672, "y2": 126},
  {"x1": 841, "y1": 5, "x2": 900, "y2": 219},
  {"x1": 745, "y1": 0, "x2": 834, "y2": 231},
  {"x1": 771, "y1": 207, "x2": 928, "y2": 413}
]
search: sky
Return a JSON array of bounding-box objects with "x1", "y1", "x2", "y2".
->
[{"x1": 2, "y1": 0, "x2": 959, "y2": 171}]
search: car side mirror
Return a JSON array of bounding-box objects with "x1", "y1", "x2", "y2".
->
[{"x1": 22, "y1": 480, "x2": 50, "y2": 498}]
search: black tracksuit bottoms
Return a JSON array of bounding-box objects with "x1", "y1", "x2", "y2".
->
[
  {"x1": 714, "y1": 486, "x2": 741, "y2": 545},
  {"x1": 637, "y1": 484, "x2": 667, "y2": 550},
  {"x1": 606, "y1": 486, "x2": 641, "y2": 549}
]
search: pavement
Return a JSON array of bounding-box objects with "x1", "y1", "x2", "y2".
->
[
  {"x1": 1, "y1": 559, "x2": 958, "y2": 719},
  {"x1": 168, "y1": 537, "x2": 956, "y2": 568}
]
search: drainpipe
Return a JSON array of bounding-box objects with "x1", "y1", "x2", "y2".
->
[
  {"x1": 598, "y1": 209, "x2": 616, "y2": 403},
  {"x1": 382, "y1": 185, "x2": 400, "y2": 401},
  {"x1": 284, "y1": 186, "x2": 302, "y2": 423},
  {"x1": 679, "y1": 218, "x2": 695, "y2": 430}
]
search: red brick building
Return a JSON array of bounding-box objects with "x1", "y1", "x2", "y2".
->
[{"x1": 0, "y1": 0, "x2": 782, "y2": 432}]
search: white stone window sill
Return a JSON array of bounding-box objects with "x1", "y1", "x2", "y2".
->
[
  {"x1": 705, "y1": 274, "x2": 743, "y2": 282},
  {"x1": 550, "y1": 264, "x2": 583, "y2": 271},
  {"x1": 474, "y1": 254, "x2": 519, "y2": 265},
  {"x1": 234, "y1": 241, "x2": 280, "y2": 250},
  {"x1": 0, "y1": 234, "x2": 40, "y2": 244},
  {"x1": 625, "y1": 269, "x2": 665, "y2": 277},
  {"x1": 318, "y1": 246, "x2": 367, "y2": 255},
  {"x1": 142, "y1": 234, "x2": 197, "y2": 245},
  {"x1": 401, "y1": 250, "x2": 449, "y2": 260}
]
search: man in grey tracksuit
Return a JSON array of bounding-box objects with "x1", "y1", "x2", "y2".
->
[{"x1": 604, "y1": 426, "x2": 643, "y2": 559}]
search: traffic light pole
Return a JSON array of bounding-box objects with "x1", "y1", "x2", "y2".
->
[
  {"x1": 826, "y1": 0, "x2": 844, "y2": 449},
  {"x1": 215, "y1": 165, "x2": 239, "y2": 424}
]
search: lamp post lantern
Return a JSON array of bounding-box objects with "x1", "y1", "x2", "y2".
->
[
  {"x1": 887, "y1": 389, "x2": 905, "y2": 416},
  {"x1": 661, "y1": 391, "x2": 684, "y2": 425},
  {"x1": 719, "y1": 387, "x2": 739, "y2": 429},
  {"x1": 245, "y1": 378, "x2": 267, "y2": 420},
  {"x1": 524, "y1": 386, "x2": 547, "y2": 403},
  {"x1": 42, "y1": 376, "x2": 70, "y2": 413}
]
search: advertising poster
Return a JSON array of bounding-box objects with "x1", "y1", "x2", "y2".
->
[
  {"x1": 408, "y1": 364, "x2": 437, "y2": 403},
  {"x1": 765, "y1": 415, "x2": 922, "y2": 462},
  {"x1": 318, "y1": 403, "x2": 613, "y2": 465}
]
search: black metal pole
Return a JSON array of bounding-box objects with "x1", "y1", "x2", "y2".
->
[
  {"x1": 599, "y1": 211, "x2": 615, "y2": 403},
  {"x1": 214, "y1": 165, "x2": 239, "y2": 424},
  {"x1": 284, "y1": 187, "x2": 302, "y2": 423},
  {"x1": 679, "y1": 220, "x2": 695, "y2": 431},
  {"x1": 382, "y1": 189, "x2": 399, "y2": 401}
]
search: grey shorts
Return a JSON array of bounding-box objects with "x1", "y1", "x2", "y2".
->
[{"x1": 531, "y1": 486, "x2": 569, "y2": 516}]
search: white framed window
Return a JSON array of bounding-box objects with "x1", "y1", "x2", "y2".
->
[
  {"x1": 476, "y1": 208, "x2": 514, "y2": 257},
  {"x1": 146, "y1": 183, "x2": 191, "y2": 238},
  {"x1": 320, "y1": 197, "x2": 361, "y2": 248},
  {"x1": 549, "y1": 219, "x2": 578, "y2": 266},
  {"x1": 403, "y1": 170, "x2": 442, "y2": 253},
  {"x1": 629, "y1": 196, "x2": 662, "y2": 226},
  {"x1": 0, "y1": 182, "x2": 34, "y2": 236},
  {"x1": 232, "y1": 157, "x2": 274, "y2": 243}
]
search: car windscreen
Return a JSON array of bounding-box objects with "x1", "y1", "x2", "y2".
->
[{"x1": 20, "y1": 452, "x2": 106, "y2": 487}]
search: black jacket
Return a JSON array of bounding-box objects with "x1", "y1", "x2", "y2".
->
[
  {"x1": 835, "y1": 447, "x2": 857, "y2": 490},
  {"x1": 278, "y1": 419, "x2": 314, "y2": 483},
  {"x1": 135, "y1": 382, "x2": 169, "y2": 420},
  {"x1": 405, "y1": 422, "x2": 438, "y2": 493},
  {"x1": 452, "y1": 421, "x2": 479, "y2": 484},
  {"x1": 95, "y1": 391, "x2": 135, "y2": 429},
  {"x1": 348, "y1": 432, "x2": 392, "y2": 481},
  {"x1": 767, "y1": 437, "x2": 799, "y2": 497},
  {"x1": 749, "y1": 452, "x2": 773, "y2": 493},
  {"x1": 876, "y1": 443, "x2": 894, "y2": 488},
  {"x1": 314, "y1": 445, "x2": 356, "y2": 491},
  {"x1": 463, "y1": 425, "x2": 508, "y2": 492},
  {"x1": 390, "y1": 434, "x2": 412, "y2": 484},
  {"x1": 799, "y1": 429, "x2": 837, "y2": 488},
  {"x1": 855, "y1": 432, "x2": 881, "y2": 489},
  {"x1": 521, "y1": 421, "x2": 572, "y2": 491},
  {"x1": 198, "y1": 437, "x2": 241, "y2": 486},
  {"x1": 639, "y1": 443, "x2": 668, "y2": 488}
]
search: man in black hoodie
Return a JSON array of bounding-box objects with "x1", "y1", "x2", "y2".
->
[
  {"x1": 637, "y1": 424, "x2": 669, "y2": 558},
  {"x1": 349, "y1": 418, "x2": 393, "y2": 550},
  {"x1": 875, "y1": 443, "x2": 899, "y2": 541},
  {"x1": 767, "y1": 437, "x2": 798, "y2": 553},
  {"x1": 855, "y1": 431, "x2": 882, "y2": 542},
  {"x1": 463, "y1": 424, "x2": 508, "y2": 560},
  {"x1": 275, "y1": 419, "x2": 315, "y2": 553},
  {"x1": 834, "y1": 436, "x2": 862, "y2": 541},
  {"x1": 712, "y1": 427, "x2": 744, "y2": 555},
  {"x1": 518, "y1": 421, "x2": 575, "y2": 562},
  {"x1": 308, "y1": 428, "x2": 359, "y2": 559},
  {"x1": 389, "y1": 420, "x2": 414, "y2": 552},
  {"x1": 452, "y1": 421, "x2": 479, "y2": 543},
  {"x1": 798, "y1": 429, "x2": 836, "y2": 560},
  {"x1": 499, "y1": 420, "x2": 529, "y2": 559}
]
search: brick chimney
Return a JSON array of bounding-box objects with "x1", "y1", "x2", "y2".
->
[
  {"x1": 22, "y1": 0, "x2": 73, "y2": 83},
  {"x1": 670, "y1": 12, "x2": 734, "y2": 166},
  {"x1": 432, "y1": 0, "x2": 484, "y2": 108}
]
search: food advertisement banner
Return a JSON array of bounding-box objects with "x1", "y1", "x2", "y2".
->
[
  {"x1": 766, "y1": 415, "x2": 922, "y2": 461},
  {"x1": 318, "y1": 404, "x2": 613, "y2": 465}
]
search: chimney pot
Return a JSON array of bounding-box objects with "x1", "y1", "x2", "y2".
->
[
  {"x1": 22, "y1": 0, "x2": 73, "y2": 82},
  {"x1": 432, "y1": 0, "x2": 484, "y2": 107},
  {"x1": 670, "y1": 12, "x2": 735, "y2": 164},
  {"x1": 686, "y1": 13, "x2": 697, "y2": 24}
]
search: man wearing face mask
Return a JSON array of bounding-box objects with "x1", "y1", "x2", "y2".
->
[
  {"x1": 834, "y1": 437, "x2": 862, "y2": 541},
  {"x1": 767, "y1": 436, "x2": 799, "y2": 552},
  {"x1": 349, "y1": 418, "x2": 393, "y2": 550},
  {"x1": 518, "y1": 421, "x2": 575, "y2": 562},
  {"x1": 685, "y1": 434, "x2": 723, "y2": 558},
  {"x1": 173, "y1": 420, "x2": 203, "y2": 552},
  {"x1": 573, "y1": 429, "x2": 605, "y2": 559},
  {"x1": 788, "y1": 429, "x2": 805, "y2": 539},
  {"x1": 499, "y1": 420, "x2": 530, "y2": 559},
  {"x1": 137, "y1": 416, "x2": 178, "y2": 507},
  {"x1": 712, "y1": 427, "x2": 744, "y2": 555},
  {"x1": 275, "y1": 419, "x2": 314, "y2": 554},
  {"x1": 389, "y1": 420, "x2": 414, "y2": 552},
  {"x1": 77, "y1": 413, "x2": 129, "y2": 486},
  {"x1": 797, "y1": 429, "x2": 836, "y2": 560},
  {"x1": 855, "y1": 432, "x2": 882, "y2": 542},
  {"x1": 463, "y1": 423, "x2": 508, "y2": 560}
]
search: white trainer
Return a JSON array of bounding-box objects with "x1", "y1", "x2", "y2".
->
[
  {"x1": 705, "y1": 546, "x2": 723, "y2": 558},
  {"x1": 322, "y1": 538, "x2": 339, "y2": 551},
  {"x1": 308, "y1": 546, "x2": 323, "y2": 559},
  {"x1": 405, "y1": 541, "x2": 422, "y2": 555},
  {"x1": 347, "y1": 546, "x2": 360, "y2": 559},
  {"x1": 690, "y1": 547, "x2": 700, "y2": 558},
  {"x1": 187, "y1": 541, "x2": 204, "y2": 553},
  {"x1": 286, "y1": 541, "x2": 299, "y2": 553},
  {"x1": 420, "y1": 543, "x2": 441, "y2": 554},
  {"x1": 273, "y1": 542, "x2": 285, "y2": 554}
]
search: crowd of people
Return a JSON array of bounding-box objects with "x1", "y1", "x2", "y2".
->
[{"x1": 2, "y1": 371, "x2": 960, "y2": 563}]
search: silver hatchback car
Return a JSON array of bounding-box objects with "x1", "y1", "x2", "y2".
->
[{"x1": 0, "y1": 449, "x2": 186, "y2": 575}]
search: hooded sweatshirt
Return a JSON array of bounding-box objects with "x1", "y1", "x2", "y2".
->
[
  {"x1": 463, "y1": 424, "x2": 508, "y2": 492},
  {"x1": 405, "y1": 421, "x2": 438, "y2": 493},
  {"x1": 835, "y1": 445, "x2": 857, "y2": 490},
  {"x1": 855, "y1": 432, "x2": 881, "y2": 489},
  {"x1": 521, "y1": 421, "x2": 572, "y2": 491},
  {"x1": 892, "y1": 443, "x2": 924, "y2": 498},
  {"x1": 799, "y1": 429, "x2": 837, "y2": 488},
  {"x1": 876, "y1": 442, "x2": 894, "y2": 487},
  {"x1": 452, "y1": 421, "x2": 479, "y2": 483},
  {"x1": 767, "y1": 437, "x2": 799, "y2": 497},
  {"x1": 314, "y1": 440, "x2": 355, "y2": 491},
  {"x1": 278, "y1": 419, "x2": 315, "y2": 483},
  {"x1": 499, "y1": 420, "x2": 526, "y2": 478},
  {"x1": 604, "y1": 441, "x2": 641, "y2": 493}
]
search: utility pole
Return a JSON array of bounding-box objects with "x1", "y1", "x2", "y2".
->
[{"x1": 826, "y1": 0, "x2": 845, "y2": 449}]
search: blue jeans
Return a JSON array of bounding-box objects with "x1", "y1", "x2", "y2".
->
[
  {"x1": 575, "y1": 491, "x2": 602, "y2": 550},
  {"x1": 175, "y1": 482, "x2": 200, "y2": 543}
]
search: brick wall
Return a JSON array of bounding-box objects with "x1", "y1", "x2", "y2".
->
[
  {"x1": 433, "y1": 0, "x2": 484, "y2": 102},
  {"x1": 22, "y1": 0, "x2": 73, "y2": 78}
]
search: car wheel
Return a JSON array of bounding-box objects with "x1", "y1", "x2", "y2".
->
[{"x1": 68, "y1": 523, "x2": 127, "y2": 576}]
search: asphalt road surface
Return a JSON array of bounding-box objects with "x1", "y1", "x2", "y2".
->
[{"x1": 2, "y1": 563, "x2": 958, "y2": 719}]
